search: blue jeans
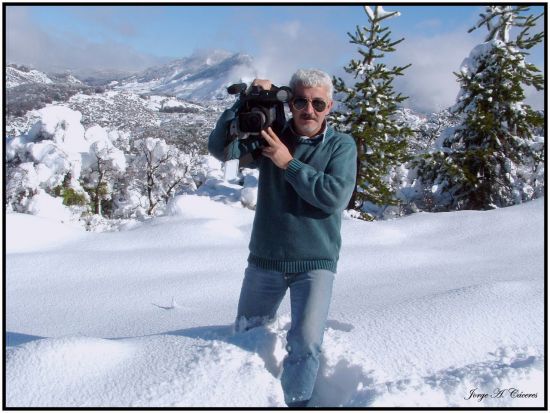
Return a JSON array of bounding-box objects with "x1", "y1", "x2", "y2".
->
[{"x1": 236, "y1": 263, "x2": 335, "y2": 405}]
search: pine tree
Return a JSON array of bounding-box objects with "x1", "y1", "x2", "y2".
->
[
  {"x1": 417, "y1": 6, "x2": 544, "y2": 210},
  {"x1": 331, "y1": 5, "x2": 413, "y2": 219}
]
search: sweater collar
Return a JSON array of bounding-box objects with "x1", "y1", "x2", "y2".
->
[{"x1": 285, "y1": 119, "x2": 332, "y2": 144}]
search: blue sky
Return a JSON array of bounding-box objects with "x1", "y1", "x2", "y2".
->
[
  {"x1": 6, "y1": 4, "x2": 545, "y2": 112},
  {"x1": 16, "y1": 5, "x2": 487, "y2": 59}
]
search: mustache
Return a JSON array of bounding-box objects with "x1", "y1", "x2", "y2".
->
[{"x1": 300, "y1": 114, "x2": 316, "y2": 120}]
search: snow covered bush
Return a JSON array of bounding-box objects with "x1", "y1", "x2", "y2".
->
[
  {"x1": 5, "y1": 106, "x2": 89, "y2": 216},
  {"x1": 5, "y1": 160, "x2": 78, "y2": 223}
]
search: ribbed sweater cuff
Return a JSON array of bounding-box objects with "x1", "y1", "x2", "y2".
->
[{"x1": 284, "y1": 158, "x2": 304, "y2": 184}]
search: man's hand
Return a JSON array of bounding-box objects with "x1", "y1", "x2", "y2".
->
[
  {"x1": 261, "y1": 127, "x2": 293, "y2": 170},
  {"x1": 252, "y1": 79, "x2": 272, "y2": 91}
]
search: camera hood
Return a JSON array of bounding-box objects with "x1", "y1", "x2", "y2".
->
[{"x1": 227, "y1": 83, "x2": 293, "y2": 103}]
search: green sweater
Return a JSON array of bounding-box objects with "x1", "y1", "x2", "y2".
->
[{"x1": 208, "y1": 105, "x2": 357, "y2": 273}]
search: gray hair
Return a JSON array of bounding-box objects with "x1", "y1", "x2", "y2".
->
[{"x1": 289, "y1": 69, "x2": 333, "y2": 100}]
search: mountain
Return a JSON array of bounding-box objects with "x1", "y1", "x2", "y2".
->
[
  {"x1": 114, "y1": 50, "x2": 258, "y2": 102},
  {"x1": 4, "y1": 54, "x2": 231, "y2": 150},
  {"x1": 6, "y1": 64, "x2": 85, "y2": 88},
  {"x1": 6, "y1": 65, "x2": 55, "y2": 88},
  {"x1": 7, "y1": 50, "x2": 258, "y2": 104}
]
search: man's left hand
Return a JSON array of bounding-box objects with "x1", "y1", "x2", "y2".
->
[{"x1": 261, "y1": 127, "x2": 293, "y2": 170}]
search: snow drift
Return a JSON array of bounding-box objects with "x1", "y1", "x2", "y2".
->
[{"x1": 5, "y1": 197, "x2": 545, "y2": 407}]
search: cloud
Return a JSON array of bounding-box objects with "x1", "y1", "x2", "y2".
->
[
  {"x1": 249, "y1": 19, "x2": 349, "y2": 86},
  {"x1": 523, "y1": 83, "x2": 544, "y2": 112},
  {"x1": 387, "y1": 8, "x2": 545, "y2": 113},
  {"x1": 387, "y1": 31, "x2": 481, "y2": 113},
  {"x1": 5, "y1": 6, "x2": 165, "y2": 75},
  {"x1": 70, "y1": 7, "x2": 140, "y2": 37},
  {"x1": 6, "y1": 8, "x2": 52, "y2": 67},
  {"x1": 243, "y1": 17, "x2": 479, "y2": 114},
  {"x1": 388, "y1": 27, "x2": 544, "y2": 113},
  {"x1": 332, "y1": 28, "x2": 481, "y2": 113}
]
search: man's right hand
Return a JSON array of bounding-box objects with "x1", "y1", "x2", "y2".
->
[{"x1": 251, "y1": 79, "x2": 272, "y2": 91}]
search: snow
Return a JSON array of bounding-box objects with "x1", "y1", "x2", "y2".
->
[
  {"x1": 162, "y1": 98, "x2": 203, "y2": 111},
  {"x1": 5, "y1": 192, "x2": 544, "y2": 407},
  {"x1": 240, "y1": 169, "x2": 259, "y2": 209},
  {"x1": 6, "y1": 208, "x2": 85, "y2": 253},
  {"x1": 459, "y1": 41, "x2": 499, "y2": 77},
  {"x1": 20, "y1": 190, "x2": 75, "y2": 223},
  {"x1": 364, "y1": 6, "x2": 401, "y2": 21},
  {"x1": 375, "y1": 6, "x2": 401, "y2": 19},
  {"x1": 33, "y1": 106, "x2": 89, "y2": 153},
  {"x1": 83, "y1": 125, "x2": 126, "y2": 171},
  {"x1": 364, "y1": 6, "x2": 375, "y2": 20}
]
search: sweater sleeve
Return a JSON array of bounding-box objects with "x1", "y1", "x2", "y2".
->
[
  {"x1": 207, "y1": 101, "x2": 263, "y2": 164},
  {"x1": 284, "y1": 142, "x2": 357, "y2": 214}
]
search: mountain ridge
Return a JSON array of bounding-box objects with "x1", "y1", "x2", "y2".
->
[
  {"x1": 113, "y1": 50, "x2": 257, "y2": 101},
  {"x1": 7, "y1": 49, "x2": 258, "y2": 102}
]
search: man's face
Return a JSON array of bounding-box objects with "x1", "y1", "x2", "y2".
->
[{"x1": 290, "y1": 84, "x2": 333, "y2": 138}]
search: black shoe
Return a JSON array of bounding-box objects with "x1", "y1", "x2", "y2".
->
[{"x1": 287, "y1": 399, "x2": 310, "y2": 408}]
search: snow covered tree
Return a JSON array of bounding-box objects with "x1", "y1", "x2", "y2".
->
[
  {"x1": 81, "y1": 140, "x2": 127, "y2": 216},
  {"x1": 412, "y1": 109, "x2": 461, "y2": 154},
  {"x1": 130, "y1": 137, "x2": 191, "y2": 216},
  {"x1": 331, "y1": 5, "x2": 413, "y2": 218},
  {"x1": 416, "y1": 6, "x2": 544, "y2": 210}
]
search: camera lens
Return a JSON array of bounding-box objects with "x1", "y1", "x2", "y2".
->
[{"x1": 239, "y1": 110, "x2": 266, "y2": 133}]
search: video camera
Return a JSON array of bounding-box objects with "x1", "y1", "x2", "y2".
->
[{"x1": 227, "y1": 82, "x2": 293, "y2": 141}]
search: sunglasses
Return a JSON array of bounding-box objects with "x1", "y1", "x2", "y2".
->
[{"x1": 291, "y1": 97, "x2": 328, "y2": 112}]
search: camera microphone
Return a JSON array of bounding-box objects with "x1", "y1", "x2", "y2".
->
[
  {"x1": 227, "y1": 83, "x2": 247, "y2": 95},
  {"x1": 276, "y1": 87, "x2": 293, "y2": 103}
]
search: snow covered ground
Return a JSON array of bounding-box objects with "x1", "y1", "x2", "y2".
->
[{"x1": 5, "y1": 196, "x2": 545, "y2": 407}]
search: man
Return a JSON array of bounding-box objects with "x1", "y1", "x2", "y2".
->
[{"x1": 208, "y1": 69, "x2": 357, "y2": 407}]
